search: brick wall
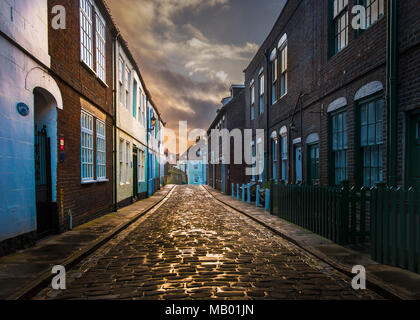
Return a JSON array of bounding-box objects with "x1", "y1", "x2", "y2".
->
[{"x1": 48, "y1": 0, "x2": 115, "y2": 230}]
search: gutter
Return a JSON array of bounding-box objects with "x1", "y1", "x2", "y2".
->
[
  {"x1": 386, "y1": 0, "x2": 398, "y2": 186},
  {"x1": 113, "y1": 33, "x2": 120, "y2": 211}
]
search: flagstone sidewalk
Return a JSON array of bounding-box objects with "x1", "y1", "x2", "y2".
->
[
  {"x1": 203, "y1": 185, "x2": 420, "y2": 300},
  {"x1": 0, "y1": 185, "x2": 175, "y2": 300}
]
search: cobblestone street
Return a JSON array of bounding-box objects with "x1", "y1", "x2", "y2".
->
[{"x1": 36, "y1": 186, "x2": 381, "y2": 300}]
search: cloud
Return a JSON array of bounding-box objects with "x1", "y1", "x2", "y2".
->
[{"x1": 105, "y1": 0, "x2": 283, "y2": 151}]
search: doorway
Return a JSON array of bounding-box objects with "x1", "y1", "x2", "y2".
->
[
  {"x1": 34, "y1": 88, "x2": 58, "y2": 238},
  {"x1": 295, "y1": 146, "x2": 302, "y2": 184},
  {"x1": 408, "y1": 114, "x2": 420, "y2": 190},
  {"x1": 133, "y1": 148, "x2": 138, "y2": 199},
  {"x1": 308, "y1": 143, "x2": 320, "y2": 186}
]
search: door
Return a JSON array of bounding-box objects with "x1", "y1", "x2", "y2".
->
[
  {"x1": 409, "y1": 115, "x2": 420, "y2": 190},
  {"x1": 133, "y1": 149, "x2": 138, "y2": 198},
  {"x1": 35, "y1": 126, "x2": 54, "y2": 238},
  {"x1": 295, "y1": 146, "x2": 302, "y2": 183},
  {"x1": 221, "y1": 164, "x2": 226, "y2": 193},
  {"x1": 308, "y1": 144, "x2": 320, "y2": 186}
]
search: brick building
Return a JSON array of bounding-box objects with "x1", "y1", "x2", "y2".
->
[
  {"x1": 48, "y1": 0, "x2": 117, "y2": 231},
  {"x1": 244, "y1": 0, "x2": 420, "y2": 190},
  {"x1": 207, "y1": 85, "x2": 247, "y2": 195}
]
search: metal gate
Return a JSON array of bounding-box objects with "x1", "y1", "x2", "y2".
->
[{"x1": 35, "y1": 125, "x2": 56, "y2": 238}]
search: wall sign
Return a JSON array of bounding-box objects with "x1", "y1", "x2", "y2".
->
[{"x1": 17, "y1": 103, "x2": 30, "y2": 117}]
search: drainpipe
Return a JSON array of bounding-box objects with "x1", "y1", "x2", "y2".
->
[
  {"x1": 386, "y1": 0, "x2": 398, "y2": 187},
  {"x1": 264, "y1": 49, "x2": 270, "y2": 183},
  {"x1": 113, "y1": 33, "x2": 120, "y2": 211}
]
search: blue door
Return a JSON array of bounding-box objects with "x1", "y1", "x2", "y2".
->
[
  {"x1": 221, "y1": 164, "x2": 226, "y2": 194},
  {"x1": 295, "y1": 146, "x2": 302, "y2": 183},
  {"x1": 148, "y1": 153, "x2": 154, "y2": 196}
]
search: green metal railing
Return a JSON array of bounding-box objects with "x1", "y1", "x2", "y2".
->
[{"x1": 270, "y1": 182, "x2": 420, "y2": 274}]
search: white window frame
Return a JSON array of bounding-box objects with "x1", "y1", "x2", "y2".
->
[
  {"x1": 125, "y1": 141, "x2": 130, "y2": 183},
  {"x1": 81, "y1": 110, "x2": 94, "y2": 182},
  {"x1": 119, "y1": 57, "x2": 125, "y2": 105},
  {"x1": 259, "y1": 73, "x2": 264, "y2": 115},
  {"x1": 96, "y1": 119, "x2": 106, "y2": 180},
  {"x1": 125, "y1": 67, "x2": 131, "y2": 110},
  {"x1": 95, "y1": 9, "x2": 106, "y2": 82},
  {"x1": 333, "y1": 0, "x2": 349, "y2": 54},
  {"x1": 80, "y1": 0, "x2": 93, "y2": 69},
  {"x1": 279, "y1": 43, "x2": 288, "y2": 98},
  {"x1": 119, "y1": 139, "x2": 124, "y2": 184}
]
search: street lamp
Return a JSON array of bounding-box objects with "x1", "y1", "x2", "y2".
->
[{"x1": 149, "y1": 114, "x2": 157, "y2": 132}]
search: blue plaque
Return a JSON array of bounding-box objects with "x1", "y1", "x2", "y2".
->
[{"x1": 17, "y1": 103, "x2": 30, "y2": 116}]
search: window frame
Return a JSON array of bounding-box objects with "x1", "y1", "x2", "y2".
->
[
  {"x1": 250, "y1": 83, "x2": 255, "y2": 121},
  {"x1": 358, "y1": 96, "x2": 384, "y2": 188},
  {"x1": 307, "y1": 143, "x2": 320, "y2": 186},
  {"x1": 96, "y1": 119, "x2": 107, "y2": 180},
  {"x1": 95, "y1": 9, "x2": 106, "y2": 82},
  {"x1": 271, "y1": 58, "x2": 278, "y2": 105},
  {"x1": 330, "y1": 110, "x2": 348, "y2": 186},
  {"x1": 259, "y1": 73, "x2": 264, "y2": 115},
  {"x1": 279, "y1": 43, "x2": 288, "y2": 98},
  {"x1": 281, "y1": 134, "x2": 288, "y2": 183},
  {"x1": 330, "y1": 0, "x2": 349, "y2": 56},
  {"x1": 80, "y1": 0, "x2": 94, "y2": 70},
  {"x1": 81, "y1": 110, "x2": 94, "y2": 182}
]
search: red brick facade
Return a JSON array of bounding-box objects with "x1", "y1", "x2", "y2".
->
[
  {"x1": 244, "y1": 0, "x2": 420, "y2": 189},
  {"x1": 48, "y1": 0, "x2": 116, "y2": 230}
]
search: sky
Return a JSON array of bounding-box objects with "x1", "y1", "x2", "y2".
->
[{"x1": 106, "y1": 0, "x2": 286, "y2": 152}]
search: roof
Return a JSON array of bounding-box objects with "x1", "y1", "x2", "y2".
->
[{"x1": 100, "y1": 0, "x2": 165, "y2": 124}]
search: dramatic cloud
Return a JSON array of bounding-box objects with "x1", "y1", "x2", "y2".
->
[{"x1": 106, "y1": 0, "x2": 286, "y2": 152}]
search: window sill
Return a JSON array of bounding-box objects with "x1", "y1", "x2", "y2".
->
[
  {"x1": 81, "y1": 179, "x2": 108, "y2": 185},
  {"x1": 80, "y1": 60, "x2": 108, "y2": 87}
]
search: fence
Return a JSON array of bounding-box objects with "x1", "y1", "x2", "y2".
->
[
  {"x1": 270, "y1": 181, "x2": 420, "y2": 274},
  {"x1": 371, "y1": 186, "x2": 420, "y2": 274}
]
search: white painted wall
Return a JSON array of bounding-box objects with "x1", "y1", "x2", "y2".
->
[
  {"x1": 0, "y1": 0, "x2": 62, "y2": 241},
  {"x1": 115, "y1": 40, "x2": 148, "y2": 202}
]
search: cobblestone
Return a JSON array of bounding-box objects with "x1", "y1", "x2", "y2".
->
[{"x1": 35, "y1": 186, "x2": 382, "y2": 300}]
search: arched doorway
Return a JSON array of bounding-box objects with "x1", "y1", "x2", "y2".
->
[{"x1": 33, "y1": 87, "x2": 59, "y2": 238}]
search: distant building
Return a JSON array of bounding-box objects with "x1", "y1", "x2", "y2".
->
[{"x1": 207, "y1": 85, "x2": 247, "y2": 194}]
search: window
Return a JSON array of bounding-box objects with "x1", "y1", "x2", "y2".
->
[
  {"x1": 259, "y1": 73, "x2": 264, "y2": 115},
  {"x1": 138, "y1": 149, "x2": 145, "y2": 182},
  {"x1": 252, "y1": 144, "x2": 256, "y2": 181},
  {"x1": 95, "y1": 11, "x2": 106, "y2": 82},
  {"x1": 279, "y1": 44, "x2": 287, "y2": 97},
  {"x1": 309, "y1": 144, "x2": 320, "y2": 185},
  {"x1": 360, "y1": 98, "x2": 384, "y2": 187},
  {"x1": 133, "y1": 81, "x2": 137, "y2": 118},
  {"x1": 81, "y1": 111, "x2": 94, "y2": 181},
  {"x1": 272, "y1": 139, "x2": 278, "y2": 182},
  {"x1": 125, "y1": 67, "x2": 131, "y2": 109},
  {"x1": 257, "y1": 141, "x2": 264, "y2": 182},
  {"x1": 271, "y1": 58, "x2": 278, "y2": 104},
  {"x1": 333, "y1": 0, "x2": 349, "y2": 54},
  {"x1": 80, "y1": 0, "x2": 93, "y2": 69},
  {"x1": 250, "y1": 84, "x2": 255, "y2": 121},
  {"x1": 119, "y1": 139, "x2": 125, "y2": 184},
  {"x1": 80, "y1": 0, "x2": 106, "y2": 80},
  {"x1": 281, "y1": 135, "x2": 288, "y2": 183},
  {"x1": 363, "y1": 0, "x2": 385, "y2": 29},
  {"x1": 332, "y1": 111, "x2": 348, "y2": 185},
  {"x1": 138, "y1": 91, "x2": 142, "y2": 124},
  {"x1": 125, "y1": 142, "x2": 130, "y2": 183},
  {"x1": 119, "y1": 57, "x2": 124, "y2": 105},
  {"x1": 96, "y1": 119, "x2": 106, "y2": 180}
]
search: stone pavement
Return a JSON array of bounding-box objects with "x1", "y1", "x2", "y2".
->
[
  {"x1": 35, "y1": 185, "x2": 380, "y2": 300},
  {"x1": 203, "y1": 185, "x2": 420, "y2": 300},
  {"x1": 0, "y1": 185, "x2": 175, "y2": 300}
]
